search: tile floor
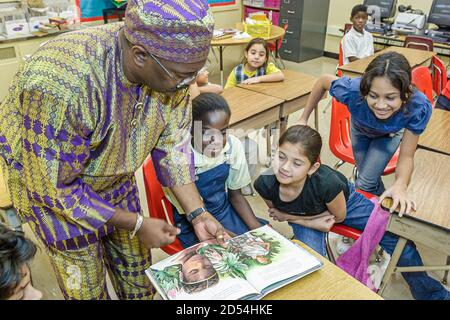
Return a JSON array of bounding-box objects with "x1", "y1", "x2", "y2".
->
[{"x1": 25, "y1": 56, "x2": 449, "y2": 300}]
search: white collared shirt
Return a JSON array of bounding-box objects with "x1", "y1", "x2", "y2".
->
[{"x1": 342, "y1": 27, "x2": 374, "y2": 65}]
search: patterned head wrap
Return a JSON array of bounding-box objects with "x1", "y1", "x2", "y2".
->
[{"x1": 124, "y1": 0, "x2": 214, "y2": 63}]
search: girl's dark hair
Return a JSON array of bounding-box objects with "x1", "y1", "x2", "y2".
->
[
  {"x1": 360, "y1": 52, "x2": 413, "y2": 103},
  {"x1": 243, "y1": 37, "x2": 269, "y2": 69},
  {"x1": 0, "y1": 224, "x2": 37, "y2": 299},
  {"x1": 278, "y1": 125, "x2": 322, "y2": 165},
  {"x1": 192, "y1": 93, "x2": 231, "y2": 121},
  {"x1": 351, "y1": 4, "x2": 368, "y2": 18}
]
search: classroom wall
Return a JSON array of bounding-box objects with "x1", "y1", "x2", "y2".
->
[{"x1": 325, "y1": 0, "x2": 434, "y2": 54}]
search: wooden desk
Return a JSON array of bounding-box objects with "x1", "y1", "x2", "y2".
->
[
  {"x1": 264, "y1": 240, "x2": 383, "y2": 300},
  {"x1": 379, "y1": 149, "x2": 450, "y2": 294},
  {"x1": 221, "y1": 86, "x2": 283, "y2": 137},
  {"x1": 418, "y1": 109, "x2": 450, "y2": 156},
  {"x1": 371, "y1": 33, "x2": 450, "y2": 57},
  {"x1": 237, "y1": 70, "x2": 319, "y2": 130},
  {"x1": 339, "y1": 47, "x2": 436, "y2": 78},
  {"x1": 211, "y1": 24, "x2": 286, "y2": 85}
]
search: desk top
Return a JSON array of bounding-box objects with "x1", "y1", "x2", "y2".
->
[
  {"x1": 372, "y1": 32, "x2": 450, "y2": 51},
  {"x1": 221, "y1": 87, "x2": 284, "y2": 126},
  {"x1": 237, "y1": 70, "x2": 318, "y2": 102},
  {"x1": 264, "y1": 240, "x2": 383, "y2": 300},
  {"x1": 418, "y1": 109, "x2": 450, "y2": 155},
  {"x1": 339, "y1": 47, "x2": 436, "y2": 76},
  {"x1": 211, "y1": 24, "x2": 285, "y2": 47},
  {"x1": 382, "y1": 149, "x2": 450, "y2": 230}
]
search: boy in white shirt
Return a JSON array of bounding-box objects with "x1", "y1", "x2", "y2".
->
[{"x1": 342, "y1": 4, "x2": 374, "y2": 65}]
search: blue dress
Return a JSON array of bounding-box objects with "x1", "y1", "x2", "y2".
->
[{"x1": 173, "y1": 142, "x2": 264, "y2": 248}]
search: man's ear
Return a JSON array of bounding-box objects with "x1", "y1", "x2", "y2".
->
[
  {"x1": 130, "y1": 45, "x2": 148, "y2": 67},
  {"x1": 308, "y1": 161, "x2": 321, "y2": 176}
]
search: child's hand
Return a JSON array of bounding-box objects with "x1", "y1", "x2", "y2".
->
[
  {"x1": 242, "y1": 77, "x2": 261, "y2": 85},
  {"x1": 268, "y1": 208, "x2": 292, "y2": 222},
  {"x1": 307, "y1": 215, "x2": 336, "y2": 232},
  {"x1": 379, "y1": 185, "x2": 417, "y2": 217}
]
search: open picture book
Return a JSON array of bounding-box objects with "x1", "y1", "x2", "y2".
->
[{"x1": 146, "y1": 225, "x2": 324, "y2": 300}]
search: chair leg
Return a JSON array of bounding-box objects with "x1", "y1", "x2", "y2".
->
[
  {"x1": 326, "y1": 232, "x2": 336, "y2": 264},
  {"x1": 350, "y1": 166, "x2": 358, "y2": 182},
  {"x1": 334, "y1": 160, "x2": 345, "y2": 170},
  {"x1": 443, "y1": 256, "x2": 450, "y2": 285},
  {"x1": 322, "y1": 99, "x2": 332, "y2": 114}
]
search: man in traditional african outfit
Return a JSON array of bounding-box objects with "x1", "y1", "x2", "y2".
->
[{"x1": 0, "y1": 0, "x2": 229, "y2": 300}]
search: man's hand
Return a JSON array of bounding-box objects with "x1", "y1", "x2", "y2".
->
[
  {"x1": 137, "y1": 217, "x2": 180, "y2": 249},
  {"x1": 191, "y1": 211, "x2": 232, "y2": 247}
]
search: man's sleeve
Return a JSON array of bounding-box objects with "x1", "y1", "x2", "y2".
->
[
  {"x1": 21, "y1": 90, "x2": 116, "y2": 235},
  {"x1": 151, "y1": 91, "x2": 195, "y2": 188}
]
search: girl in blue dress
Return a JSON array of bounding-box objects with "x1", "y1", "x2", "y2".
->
[
  {"x1": 299, "y1": 52, "x2": 433, "y2": 217},
  {"x1": 169, "y1": 93, "x2": 265, "y2": 248}
]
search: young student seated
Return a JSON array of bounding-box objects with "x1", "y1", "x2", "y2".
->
[
  {"x1": 342, "y1": 4, "x2": 374, "y2": 65},
  {"x1": 0, "y1": 224, "x2": 42, "y2": 300},
  {"x1": 189, "y1": 66, "x2": 224, "y2": 99},
  {"x1": 166, "y1": 93, "x2": 265, "y2": 248},
  {"x1": 224, "y1": 38, "x2": 284, "y2": 89},
  {"x1": 254, "y1": 125, "x2": 449, "y2": 300}
]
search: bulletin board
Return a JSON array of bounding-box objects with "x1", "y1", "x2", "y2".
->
[
  {"x1": 75, "y1": 0, "x2": 117, "y2": 22},
  {"x1": 75, "y1": 0, "x2": 238, "y2": 22},
  {"x1": 208, "y1": 0, "x2": 237, "y2": 6}
]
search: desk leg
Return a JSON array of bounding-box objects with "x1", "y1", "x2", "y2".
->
[
  {"x1": 314, "y1": 108, "x2": 319, "y2": 131},
  {"x1": 378, "y1": 237, "x2": 407, "y2": 296},
  {"x1": 220, "y1": 46, "x2": 224, "y2": 87}
]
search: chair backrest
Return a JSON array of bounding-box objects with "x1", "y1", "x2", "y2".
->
[
  {"x1": 277, "y1": 23, "x2": 289, "y2": 51},
  {"x1": 329, "y1": 98, "x2": 353, "y2": 158},
  {"x1": 404, "y1": 35, "x2": 434, "y2": 51},
  {"x1": 431, "y1": 55, "x2": 448, "y2": 96},
  {"x1": 337, "y1": 41, "x2": 344, "y2": 77},
  {"x1": 412, "y1": 66, "x2": 434, "y2": 104},
  {"x1": 142, "y1": 157, "x2": 184, "y2": 255},
  {"x1": 344, "y1": 23, "x2": 353, "y2": 34}
]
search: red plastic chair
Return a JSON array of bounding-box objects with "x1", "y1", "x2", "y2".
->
[
  {"x1": 329, "y1": 98, "x2": 399, "y2": 176},
  {"x1": 431, "y1": 56, "x2": 448, "y2": 96},
  {"x1": 412, "y1": 66, "x2": 434, "y2": 104},
  {"x1": 404, "y1": 35, "x2": 434, "y2": 52},
  {"x1": 268, "y1": 22, "x2": 288, "y2": 69},
  {"x1": 142, "y1": 157, "x2": 183, "y2": 255}
]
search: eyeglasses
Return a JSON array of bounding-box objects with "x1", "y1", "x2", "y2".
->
[{"x1": 148, "y1": 52, "x2": 198, "y2": 90}]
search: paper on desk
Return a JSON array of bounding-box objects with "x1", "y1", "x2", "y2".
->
[{"x1": 233, "y1": 32, "x2": 251, "y2": 40}]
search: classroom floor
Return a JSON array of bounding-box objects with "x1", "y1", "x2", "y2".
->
[{"x1": 26, "y1": 56, "x2": 449, "y2": 300}]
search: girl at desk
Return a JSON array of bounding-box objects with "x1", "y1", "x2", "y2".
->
[
  {"x1": 299, "y1": 52, "x2": 433, "y2": 216},
  {"x1": 224, "y1": 38, "x2": 284, "y2": 89},
  {"x1": 254, "y1": 125, "x2": 449, "y2": 300},
  {"x1": 166, "y1": 93, "x2": 265, "y2": 248}
]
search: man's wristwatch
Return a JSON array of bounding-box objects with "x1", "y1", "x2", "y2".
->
[{"x1": 186, "y1": 207, "x2": 207, "y2": 223}]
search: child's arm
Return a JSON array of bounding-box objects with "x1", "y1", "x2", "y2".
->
[
  {"x1": 325, "y1": 191, "x2": 347, "y2": 223},
  {"x1": 189, "y1": 83, "x2": 201, "y2": 99},
  {"x1": 268, "y1": 207, "x2": 336, "y2": 232},
  {"x1": 241, "y1": 71, "x2": 285, "y2": 85},
  {"x1": 379, "y1": 129, "x2": 418, "y2": 217},
  {"x1": 299, "y1": 74, "x2": 337, "y2": 125},
  {"x1": 198, "y1": 83, "x2": 224, "y2": 95},
  {"x1": 228, "y1": 189, "x2": 263, "y2": 230}
]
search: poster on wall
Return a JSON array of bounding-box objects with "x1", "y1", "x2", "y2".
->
[
  {"x1": 208, "y1": 0, "x2": 237, "y2": 6},
  {"x1": 75, "y1": 0, "x2": 238, "y2": 22},
  {"x1": 75, "y1": 0, "x2": 117, "y2": 22}
]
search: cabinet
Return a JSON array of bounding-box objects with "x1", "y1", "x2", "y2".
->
[{"x1": 278, "y1": 0, "x2": 330, "y2": 63}]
